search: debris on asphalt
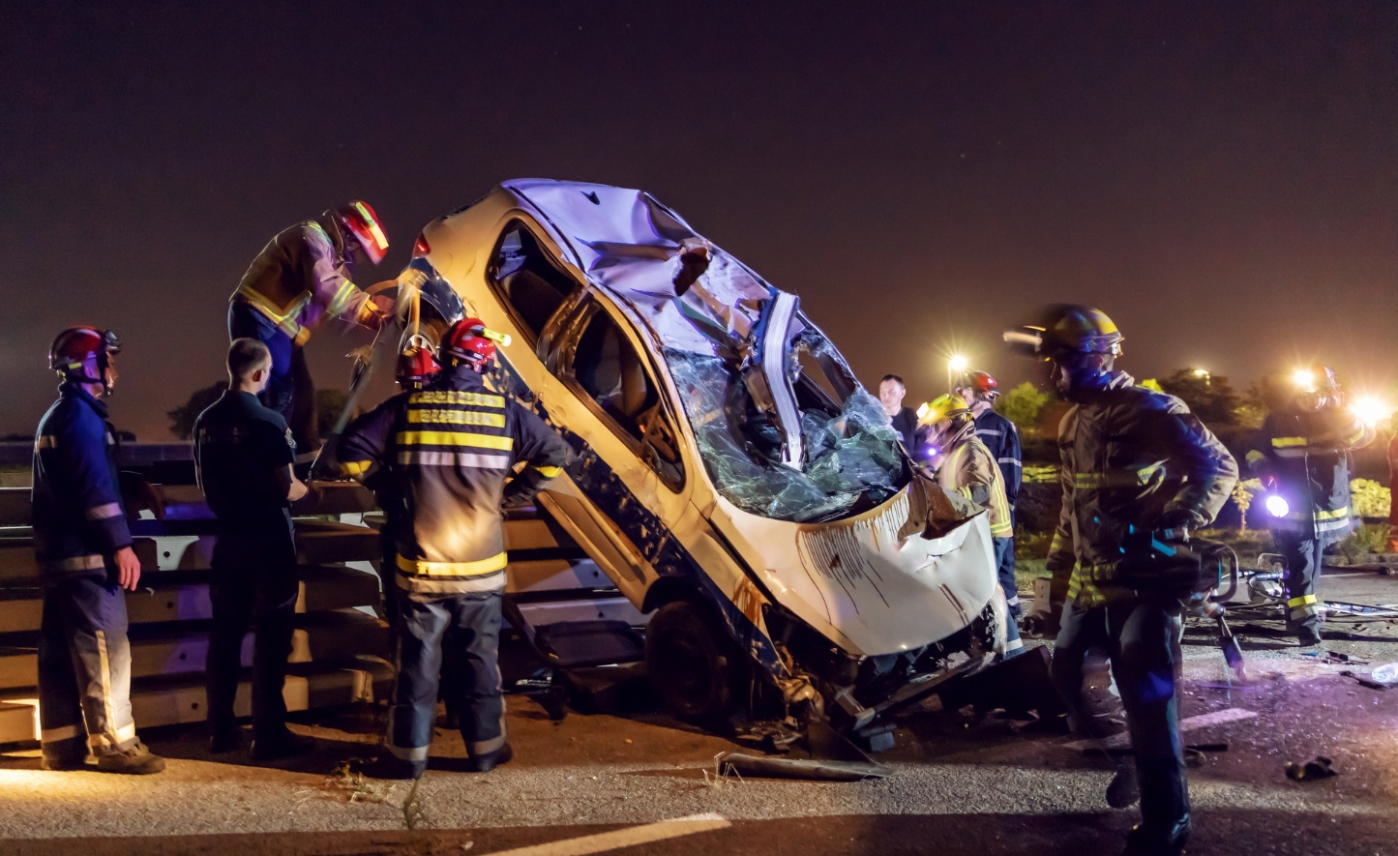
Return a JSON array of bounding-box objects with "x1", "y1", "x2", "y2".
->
[
  {"x1": 717, "y1": 752, "x2": 892, "y2": 781},
  {"x1": 1185, "y1": 742, "x2": 1229, "y2": 752},
  {"x1": 1286, "y1": 756, "x2": 1338, "y2": 782},
  {"x1": 1339, "y1": 669, "x2": 1388, "y2": 690}
]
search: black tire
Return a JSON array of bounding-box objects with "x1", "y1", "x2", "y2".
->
[{"x1": 645, "y1": 600, "x2": 744, "y2": 723}]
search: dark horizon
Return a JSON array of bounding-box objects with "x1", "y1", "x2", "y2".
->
[{"x1": 3, "y1": 2, "x2": 1396, "y2": 441}]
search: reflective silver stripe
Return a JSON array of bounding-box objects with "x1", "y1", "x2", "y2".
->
[
  {"x1": 42, "y1": 724, "x2": 84, "y2": 743},
  {"x1": 468, "y1": 734, "x2": 506, "y2": 756},
  {"x1": 388, "y1": 743, "x2": 430, "y2": 762},
  {"x1": 976, "y1": 429, "x2": 1002, "y2": 437},
  {"x1": 1316, "y1": 517, "x2": 1352, "y2": 533},
  {"x1": 396, "y1": 450, "x2": 511, "y2": 469},
  {"x1": 1004, "y1": 638, "x2": 1024, "y2": 652},
  {"x1": 86, "y1": 503, "x2": 123, "y2": 521},
  {"x1": 88, "y1": 722, "x2": 137, "y2": 749},
  {"x1": 47, "y1": 554, "x2": 106, "y2": 573},
  {"x1": 1006, "y1": 596, "x2": 1021, "y2": 607},
  {"x1": 997, "y1": 457, "x2": 1021, "y2": 466}
]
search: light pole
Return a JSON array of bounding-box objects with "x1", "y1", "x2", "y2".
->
[{"x1": 948, "y1": 354, "x2": 969, "y2": 393}]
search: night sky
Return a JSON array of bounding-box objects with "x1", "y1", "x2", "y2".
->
[{"x1": 3, "y1": 3, "x2": 1396, "y2": 441}]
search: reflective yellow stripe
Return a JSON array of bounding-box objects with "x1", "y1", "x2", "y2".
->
[
  {"x1": 325, "y1": 280, "x2": 359, "y2": 317},
  {"x1": 340, "y1": 460, "x2": 373, "y2": 477},
  {"x1": 409, "y1": 391, "x2": 505, "y2": 408},
  {"x1": 1315, "y1": 508, "x2": 1349, "y2": 520},
  {"x1": 1245, "y1": 450, "x2": 1266, "y2": 465},
  {"x1": 1050, "y1": 533, "x2": 1070, "y2": 553},
  {"x1": 1287, "y1": 594, "x2": 1318, "y2": 608},
  {"x1": 235, "y1": 284, "x2": 307, "y2": 340},
  {"x1": 1343, "y1": 427, "x2": 1366, "y2": 445},
  {"x1": 532, "y1": 465, "x2": 564, "y2": 478},
  {"x1": 1271, "y1": 436, "x2": 1307, "y2": 448},
  {"x1": 395, "y1": 431, "x2": 514, "y2": 450},
  {"x1": 396, "y1": 551, "x2": 508, "y2": 578},
  {"x1": 407, "y1": 409, "x2": 505, "y2": 427},
  {"x1": 989, "y1": 521, "x2": 1014, "y2": 537}
]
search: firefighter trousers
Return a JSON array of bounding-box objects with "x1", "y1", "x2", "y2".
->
[
  {"x1": 206, "y1": 530, "x2": 298, "y2": 741},
  {"x1": 38, "y1": 574, "x2": 138, "y2": 761},
  {"x1": 387, "y1": 591, "x2": 505, "y2": 765},
  {"x1": 1051, "y1": 593, "x2": 1188, "y2": 833},
  {"x1": 1274, "y1": 531, "x2": 1324, "y2": 633},
  {"x1": 993, "y1": 537, "x2": 1023, "y2": 655}
]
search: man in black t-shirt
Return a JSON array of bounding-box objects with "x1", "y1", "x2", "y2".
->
[
  {"x1": 879, "y1": 374, "x2": 921, "y2": 454},
  {"x1": 194, "y1": 338, "x2": 312, "y2": 760}
]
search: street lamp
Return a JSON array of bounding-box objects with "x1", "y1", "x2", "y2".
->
[
  {"x1": 1192, "y1": 367, "x2": 1211, "y2": 387},
  {"x1": 947, "y1": 354, "x2": 969, "y2": 392}
]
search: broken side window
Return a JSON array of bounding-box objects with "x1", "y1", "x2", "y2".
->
[{"x1": 487, "y1": 222, "x2": 581, "y2": 344}]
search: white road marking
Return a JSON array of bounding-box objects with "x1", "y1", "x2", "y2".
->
[
  {"x1": 1066, "y1": 707, "x2": 1258, "y2": 751},
  {"x1": 482, "y1": 813, "x2": 732, "y2": 856}
]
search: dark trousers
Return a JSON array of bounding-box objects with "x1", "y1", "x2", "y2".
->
[
  {"x1": 387, "y1": 591, "x2": 504, "y2": 764},
  {"x1": 993, "y1": 537, "x2": 1023, "y2": 654},
  {"x1": 1052, "y1": 593, "x2": 1188, "y2": 832},
  {"x1": 206, "y1": 528, "x2": 298, "y2": 741},
  {"x1": 38, "y1": 574, "x2": 138, "y2": 759},
  {"x1": 1274, "y1": 530, "x2": 1324, "y2": 632},
  {"x1": 228, "y1": 301, "x2": 317, "y2": 447}
]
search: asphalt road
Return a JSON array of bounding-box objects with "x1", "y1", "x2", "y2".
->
[{"x1": 6, "y1": 566, "x2": 1398, "y2": 856}]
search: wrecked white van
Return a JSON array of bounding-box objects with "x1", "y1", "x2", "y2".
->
[{"x1": 409, "y1": 180, "x2": 1008, "y2": 736}]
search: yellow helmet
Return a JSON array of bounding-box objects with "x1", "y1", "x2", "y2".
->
[{"x1": 916, "y1": 393, "x2": 971, "y2": 426}]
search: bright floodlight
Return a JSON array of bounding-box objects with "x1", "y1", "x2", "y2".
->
[
  {"x1": 1352, "y1": 395, "x2": 1392, "y2": 426},
  {"x1": 1265, "y1": 494, "x2": 1290, "y2": 518},
  {"x1": 1192, "y1": 368, "x2": 1210, "y2": 378},
  {"x1": 1291, "y1": 367, "x2": 1317, "y2": 392},
  {"x1": 948, "y1": 355, "x2": 969, "y2": 373}
]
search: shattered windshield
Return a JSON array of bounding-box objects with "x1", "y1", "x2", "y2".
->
[{"x1": 665, "y1": 320, "x2": 907, "y2": 523}]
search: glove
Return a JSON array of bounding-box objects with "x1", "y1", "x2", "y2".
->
[{"x1": 1154, "y1": 509, "x2": 1195, "y2": 541}]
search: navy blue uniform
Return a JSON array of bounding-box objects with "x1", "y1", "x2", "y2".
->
[
  {"x1": 194, "y1": 390, "x2": 299, "y2": 743},
  {"x1": 339, "y1": 365, "x2": 567, "y2": 770},
  {"x1": 974, "y1": 409, "x2": 1023, "y2": 620},
  {"x1": 31, "y1": 383, "x2": 140, "y2": 761}
]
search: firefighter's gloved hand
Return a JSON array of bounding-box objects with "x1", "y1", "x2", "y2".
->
[{"x1": 358, "y1": 294, "x2": 396, "y2": 330}]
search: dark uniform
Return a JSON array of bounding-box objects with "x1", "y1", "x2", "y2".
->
[
  {"x1": 1246, "y1": 405, "x2": 1373, "y2": 638},
  {"x1": 339, "y1": 364, "x2": 567, "y2": 771},
  {"x1": 1046, "y1": 371, "x2": 1236, "y2": 844},
  {"x1": 32, "y1": 382, "x2": 140, "y2": 762},
  {"x1": 973, "y1": 408, "x2": 1022, "y2": 620},
  {"x1": 889, "y1": 406, "x2": 920, "y2": 453},
  {"x1": 193, "y1": 390, "x2": 299, "y2": 746}
]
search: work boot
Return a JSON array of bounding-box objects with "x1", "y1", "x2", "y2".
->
[
  {"x1": 1122, "y1": 817, "x2": 1190, "y2": 855},
  {"x1": 41, "y1": 751, "x2": 88, "y2": 771},
  {"x1": 364, "y1": 754, "x2": 426, "y2": 780},
  {"x1": 249, "y1": 729, "x2": 315, "y2": 762},
  {"x1": 466, "y1": 742, "x2": 513, "y2": 773},
  {"x1": 95, "y1": 741, "x2": 166, "y2": 775},
  {"x1": 1296, "y1": 625, "x2": 1323, "y2": 647},
  {"x1": 208, "y1": 728, "x2": 244, "y2": 754}
]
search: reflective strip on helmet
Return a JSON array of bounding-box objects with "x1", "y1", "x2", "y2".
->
[
  {"x1": 85, "y1": 503, "x2": 123, "y2": 522},
  {"x1": 47, "y1": 554, "x2": 107, "y2": 573},
  {"x1": 353, "y1": 201, "x2": 389, "y2": 252},
  {"x1": 406, "y1": 409, "x2": 505, "y2": 428},
  {"x1": 409, "y1": 391, "x2": 505, "y2": 408},
  {"x1": 1271, "y1": 436, "x2": 1307, "y2": 448},
  {"x1": 396, "y1": 551, "x2": 508, "y2": 577},
  {"x1": 395, "y1": 450, "x2": 511, "y2": 469},
  {"x1": 340, "y1": 460, "x2": 373, "y2": 477},
  {"x1": 531, "y1": 465, "x2": 564, "y2": 479},
  {"x1": 395, "y1": 431, "x2": 513, "y2": 450}
]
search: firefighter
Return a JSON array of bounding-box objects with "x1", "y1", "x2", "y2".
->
[
  {"x1": 1006, "y1": 305, "x2": 1236, "y2": 856},
  {"x1": 878, "y1": 374, "x2": 920, "y2": 451},
  {"x1": 1246, "y1": 365, "x2": 1374, "y2": 645},
  {"x1": 228, "y1": 201, "x2": 419, "y2": 447},
  {"x1": 954, "y1": 370, "x2": 1024, "y2": 633},
  {"x1": 193, "y1": 338, "x2": 314, "y2": 759},
  {"x1": 32, "y1": 327, "x2": 165, "y2": 774},
  {"x1": 339, "y1": 319, "x2": 567, "y2": 778},
  {"x1": 919, "y1": 394, "x2": 1021, "y2": 657}
]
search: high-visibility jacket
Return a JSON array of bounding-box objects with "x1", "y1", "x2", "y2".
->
[
  {"x1": 31, "y1": 383, "x2": 134, "y2": 579},
  {"x1": 230, "y1": 213, "x2": 371, "y2": 346},
  {"x1": 338, "y1": 366, "x2": 568, "y2": 595},
  {"x1": 936, "y1": 428, "x2": 1013, "y2": 539},
  {"x1": 1245, "y1": 406, "x2": 1374, "y2": 540},
  {"x1": 973, "y1": 408, "x2": 1022, "y2": 511},
  {"x1": 1044, "y1": 371, "x2": 1237, "y2": 608}
]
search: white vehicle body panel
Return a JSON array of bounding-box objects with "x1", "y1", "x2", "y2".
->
[{"x1": 418, "y1": 180, "x2": 1003, "y2": 661}]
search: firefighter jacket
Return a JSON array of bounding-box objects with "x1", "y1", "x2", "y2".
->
[
  {"x1": 31, "y1": 383, "x2": 134, "y2": 580},
  {"x1": 1045, "y1": 371, "x2": 1238, "y2": 608},
  {"x1": 935, "y1": 424, "x2": 1013, "y2": 539},
  {"x1": 973, "y1": 408, "x2": 1022, "y2": 511},
  {"x1": 1245, "y1": 405, "x2": 1374, "y2": 540},
  {"x1": 230, "y1": 213, "x2": 371, "y2": 346},
  {"x1": 337, "y1": 366, "x2": 568, "y2": 596}
]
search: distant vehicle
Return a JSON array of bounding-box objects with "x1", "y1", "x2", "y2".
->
[{"x1": 407, "y1": 180, "x2": 1008, "y2": 735}]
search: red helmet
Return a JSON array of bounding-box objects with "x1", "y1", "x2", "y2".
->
[
  {"x1": 441, "y1": 318, "x2": 504, "y2": 371},
  {"x1": 956, "y1": 370, "x2": 999, "y2": 398},
  {"x1": 395, "y1": 341, "x2": 440, "y2": 390},
  {"x1": 49, "y1": 326, "x2": 121, "y2": 383},
  {"x1": 335, "y1": 200, "x2": 389, "y2": 265}
]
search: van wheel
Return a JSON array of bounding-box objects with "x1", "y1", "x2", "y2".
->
[{"x1": 646, "y1": 600, "x2": 743, "y2": 723}]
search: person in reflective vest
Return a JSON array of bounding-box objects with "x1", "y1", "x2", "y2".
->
[
  {"x1": 339, "y1": 318, "x2": 567, "y2": 778},
  {"x1": 31, "y1": 327, "x2": 165, "y2": 774},
  {"x1": 920, "y1": 393, "x2": 1021, "y2": 657},
  {"x1": 1245, "y1": 365, "x2": 1374, "y2": 645},
  {"x1": 954, "y1": 370, "x2": 1023, "y2": 630}
]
